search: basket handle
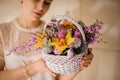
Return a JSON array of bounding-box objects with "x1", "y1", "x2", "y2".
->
[{"x1": 44, "y1": 15, "x2": 86, "y2": 41}]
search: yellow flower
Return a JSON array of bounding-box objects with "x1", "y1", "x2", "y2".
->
[
  {"x1": 36, "y1": 33, "x2": 45, "y2": 48},
  {"x1": 63, "y1": 21, "x2": 76, "y2": 30},
  {"x1": 51, "y1": 32, "x2": 75, "y2": 53},
  {"x1": 63, "y1": 21, "x2": 69, "y2": 26}
]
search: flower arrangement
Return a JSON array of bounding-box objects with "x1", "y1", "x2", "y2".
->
[
  {"x1": 30, "y1": 14, "x2": 103, "y2": 74},
  {"x1": 35, "y1": 16, "x2": 103, "y2": 58}
]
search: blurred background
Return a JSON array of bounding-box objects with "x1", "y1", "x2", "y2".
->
[{"x1": 0, "y1": 0, "x2": 120, "y2": 80}]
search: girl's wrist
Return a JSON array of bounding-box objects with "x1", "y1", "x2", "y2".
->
[
  {"x1": 25, "y1": 63, "x2": 38, "y2": 77},
  {"x1": 24, "y1": 65, "x2": 31, "y2": 77}
]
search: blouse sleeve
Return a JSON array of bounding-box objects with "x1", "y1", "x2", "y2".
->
[{"x1": 0, "y1": 24, "x2": 4, "y2": 60}]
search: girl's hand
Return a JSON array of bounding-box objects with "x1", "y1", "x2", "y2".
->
[
  {"x1": 28, "y1": 59, "x2": 57, "y2": 77},
  {"x1": 80, "y1": 48, "x2": 94, "y2": 68}
]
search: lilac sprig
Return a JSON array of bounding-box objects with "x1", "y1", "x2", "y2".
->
[
  {"x1": 7, "y1": 33, "x2": 39, "y2": 55},
  {"x1": 8, "y1": 42, "x2": 33, "y2": 55},
  {"x1": 80, "y1": 19, "x2": 103, "y2": 44}
]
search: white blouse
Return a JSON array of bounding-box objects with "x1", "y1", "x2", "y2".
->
[{"x1": 0, "y1": 19, "x2": 55, "y2": 80}]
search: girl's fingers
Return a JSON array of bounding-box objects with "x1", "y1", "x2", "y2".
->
[
  {"x1": 82, "y1": 64, "x2": 89, "y2": 68},
  {"x1": 38, "y1": 59, "x2": 57, "y2": 77},
  {"x1": 82, "y1": 59, "x2": 92, "y2": 67},
  {"x1": 88, "y1": 48, "x2": 92, "y2": 52},
  {"x1": 80, "y1": 61, "x2": 91, "y2": 68},
  {"x1": 50, "y1": 71, "x2": 57, "y2": 77},
  {"x1": 83, "y1": 61, "x2": 91, "y2": 65},
  {"x1": 42, "y1": 61, "x2": 57, "y2": 77},
  {"x1": 87, "y1": 48, "x2": 92, "y2": 55},
  {"x1": 83, "y1": 47, "x2": 93, "y2": 60},
  {"x1": 84, "y1": 53, "x2": 94, "y2": 60},
  {"x1": 80, "y1": 48, "x2": 94, "y2": 68},
  {"x1": 83, "y1": 59, "x2": 92, "y2": 63},
  {"x1": 80, "y1": 59, "x2": 92, "y2": 68},
  {"x1": 45, "y1": 68, "x2": 57, "y2": 77}
]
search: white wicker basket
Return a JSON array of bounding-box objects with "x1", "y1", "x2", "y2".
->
[
  {"x1": 42, "y1": 14, "x2": 87, "y2": 74},
  {"x1": 42, "y1": 48, "x2": 87, "y2": 74}
]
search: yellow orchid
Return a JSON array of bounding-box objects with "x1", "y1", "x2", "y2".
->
[
  {"x1": 63, "y1": 21, "x2": 76, "y2": 30},
  {"x1": 51, "y1": 32, "x2": 75, "y2": 53},
  {"x1": 63, "y1": 21, "x2": 69, "y2": 26},
  {"x1": 35, "y1": 33, "x2": 46, "y2": 48}
]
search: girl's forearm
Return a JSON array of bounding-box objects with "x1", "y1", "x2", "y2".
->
[{"x1": 0, "y1": 63, "x2": 37, "y2": 80}]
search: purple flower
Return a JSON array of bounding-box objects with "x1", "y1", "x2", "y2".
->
[
  {"x1": 67, "y1": 48, "x2": 74, "y2": 59},
  {"x1": 69, "y1": 38, "x2": 81, "y2": 48},
  {"x1": 73, "y1": 29, "x2": 81, "y2": 38},
  {"x1": 57, "y1": 30, "x2": 66, "y2": 38},
  {"x1": 47, "y1": 23, "x2": 56, "y2": 28},
  {"x1": 53, "y1": 48, "x2": 61, "y2": 55},
  {"x1": 82, "y1": 20, "x2": 103, "y2": 45}
]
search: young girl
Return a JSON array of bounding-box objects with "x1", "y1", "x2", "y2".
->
[{"x1": 0, "y1": 0, "x2": 94, "y2": 80}]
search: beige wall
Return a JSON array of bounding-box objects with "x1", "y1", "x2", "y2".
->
[{"x1": 0, "y1": 0, "x2": 120, "y2": 80}]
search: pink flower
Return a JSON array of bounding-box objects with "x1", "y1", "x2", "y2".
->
[
  {"x1": 53, "y1": 48, "x2": 61, "y2": 55},
  {"x1": 57, "y1": 30, "x2": 66, "y2": 38},
  {"x1": 73, "y1": 29, "x2": 81, "y2": 37}
]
